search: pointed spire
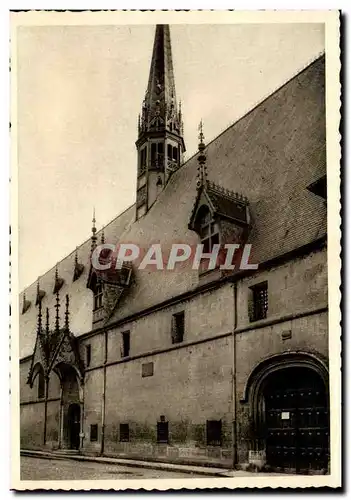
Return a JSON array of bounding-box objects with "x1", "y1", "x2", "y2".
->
[
  {"x1": 136, "y1": 25, "x2": 185, "y2": 219},
  {"x1": 196, "y1": 120, "x2": 207, "y2": 190},
  {"x1": 74, "y1": 247, "x2": 78, "y2": 266},
  {"x1": 139, "y1": 25, "x2": 184, "y2": 142},
  {"x1": 65, "y1": 294, "x2": 70, "y2": 331},
  {"x1": 91, "y1": 207, "x2": 97, "y2": 252},
  {"x1": 54, "y1": 289, "x2": 60, "y2": 333}
]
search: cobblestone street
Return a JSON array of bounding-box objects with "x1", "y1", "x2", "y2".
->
[{"x1": 21, "y1": 456, "x2": 215, "y2": 481}]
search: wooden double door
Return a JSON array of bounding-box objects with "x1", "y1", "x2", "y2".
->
[{"x1": 264, "y1": 367, "x2": 329, "y2": 473}]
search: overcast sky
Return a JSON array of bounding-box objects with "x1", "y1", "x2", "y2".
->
[{"x1": 16, "y1": 22, "x2": 324, "y2": 290}]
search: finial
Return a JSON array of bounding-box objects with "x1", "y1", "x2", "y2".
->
[
  {"x1": 73, "y1": 247, "x2": 84, "y2": 282},
  {"x1": 65, "y1": 294, "x2": 69, "y2": 331},
  {"x1": 91, "y1": 207, "x2": 97, "y2": 252},
  {"x1": 46, "y1": 307, "x2": 50, "y2": 337},
  {"x1": 35, "y1": 277, "x2": 45, "y2": 306},
  {"x1": 196, "y1": 120, "x2": 207, "y2": 190},
  {"x1": 198, "y1": 119, "x2": 204, "y2": 146},
  {"x1": 37, "y1": 296, "x2": 42, "y2": 334},
  {"x1": 55, "y1": 289, "x2": 60, "y2": 333},
  {"x1": 55, "y1": 264, "x2": 58, "y2": 283}
]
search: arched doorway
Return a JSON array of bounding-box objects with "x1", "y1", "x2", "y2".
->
[
  {"x1": 243, "y1": 352, "x2": 329, "y2": 473},
  {"x1": 263, "y1": 367, "x2": 329, "y2": 472},
  {"x1": 53, "y1": 362, "x2": 83, "y2": 450},
  {"x1": 67, "y1": 403, "x2": 81, "y2": 450}
]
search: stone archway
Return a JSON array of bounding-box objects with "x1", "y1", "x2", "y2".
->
[
  {"x1": 242, "y1": 352, "x2": 329, "y2": 473},
  {"x1": 53, "y1": 362, "x2": 83, "y2": 450}
]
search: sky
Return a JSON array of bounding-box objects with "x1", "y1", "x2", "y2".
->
[{"x1": 16, "y1": 22, "x2": 324, "y2": 290}]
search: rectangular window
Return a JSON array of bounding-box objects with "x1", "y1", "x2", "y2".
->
[
  {"x1": 171, "y1": 311, "x2": 185, "y2": 344},
  {"x1": 249, "y1": 281, "x2": 268, "y2": 322},
  {"x1": 157, "y1": 421, "x2": 169, "y2": 443},
  {"x1": 122, "y1": 331, "x2": 130, "y2": 358},
  {"x1": 206, "y1": 420, "x2": 222, "y2": 446},
  {"x1": 119, "y1": 423, "x2": 130, "y2": 442},
  {"x1": 90, "y1": 424, "x2": 98, "y2": 442},
  {"x1": 93, "y1": 283, "x2": 103, "y2": 311},
  {"x1": 86, "y1": 344, "x2": 91, "y2": 367},
  {"x1": 172, "y1": 146, "x2": 178, "y2": 162},
  {"x1": 142, "y1": 362, "x2": 154, "y2": 377}
]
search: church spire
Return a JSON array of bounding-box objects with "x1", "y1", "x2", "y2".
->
[
  {"x1": 141, "y1": 25, "x2": 179, "y2": 134},
  {"x1": 136, "y1": 25, "x2": 185, "y2": 220}
]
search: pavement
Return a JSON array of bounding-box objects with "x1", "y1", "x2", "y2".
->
[
  {"x1": 21, "y1": 449, "x2": 234, "y2": 478},
  {"x1": 21, "y1": 455, "x2": 213, "y2": 480}
]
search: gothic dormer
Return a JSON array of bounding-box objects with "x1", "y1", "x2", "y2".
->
[
  {"x1": 135, "y1": 25, "x2": 186, "y2": 220},
  {"x1": 86, "y1": 212, "x2": 133, "y2": 326},
  {"x1": 189, "y1": 123, "x2": 251, "y2": 273}
]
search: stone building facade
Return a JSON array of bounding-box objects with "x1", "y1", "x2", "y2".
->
[{"x1": 19, "y1": 25, "x2": 328, "y2": 473}]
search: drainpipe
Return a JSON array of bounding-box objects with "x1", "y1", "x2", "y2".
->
[
  {"x1": 100, "y1": 329, "x2": 108, "y2": 456},
  {"x1": 232, "y1": 282, "x2": 238, "y2": 469},
  {"x1": 43, "y1": 375, "x2": 49, "y2": 446}
]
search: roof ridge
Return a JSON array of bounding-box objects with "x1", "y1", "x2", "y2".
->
[{"x1": 181, "y1": 52, "x2": 325, "y2": 167}]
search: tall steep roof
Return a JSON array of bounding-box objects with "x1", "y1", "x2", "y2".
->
[{"x1": 19, "y1": 55, "x2": 326, "y2": 359}]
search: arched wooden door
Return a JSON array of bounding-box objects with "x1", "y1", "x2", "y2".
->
[{"x1": 263, "y1": 367, "x2": 329, "y2": 472}]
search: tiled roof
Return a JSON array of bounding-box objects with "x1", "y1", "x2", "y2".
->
[{"x1": 19, "y1": 56, "x2": 326, "y2": 358}]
